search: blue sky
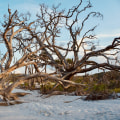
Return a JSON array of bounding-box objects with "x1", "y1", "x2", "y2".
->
[
  {"x1": 0, "y1": 0, "x2": 120, "y2": 51},
  {"x1": 0, "y1": 0, "x2": 120, "y2": 45},
  {"x1": 0, "y1": 0, "x2": 119, "y2": 74}
]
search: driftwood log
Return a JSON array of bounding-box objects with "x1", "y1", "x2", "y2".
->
[{"x1": 84, "y1": 92, "x2": 118, "y2": 100}]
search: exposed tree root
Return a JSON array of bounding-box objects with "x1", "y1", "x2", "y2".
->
[
  {"x1": 64, "y1": 97, "x2": 82, "y2": 103},
  {"x1": 0, "y1": 100, "x2": 28, "y2": 106},
  {"x1": 11, "y1": 92, "x2": 31, "y2": 97},
  {"x1": 0, "y1": 92, "x2": 30, "y2": 106},
  {"x1": 84, "y1": 92, "x2": 118, "y2": 101},
  {"x1": 43, "y1": 91, "x2": 68, "y2": 98}
]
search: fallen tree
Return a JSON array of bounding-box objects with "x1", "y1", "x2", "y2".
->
[{"x1": 0, "y1": 0, "x2": 120, "y2": 104}]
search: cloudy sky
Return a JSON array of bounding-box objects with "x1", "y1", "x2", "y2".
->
[
  {"x1": 0, "y1": 0, "x2": 119, "y2": 51},
  {"x1": 0, "y1": 0, "x2": 119, "y2": 73},
  {"x1": 0, "y1": 0, "x2": 120, "y2": 44}
]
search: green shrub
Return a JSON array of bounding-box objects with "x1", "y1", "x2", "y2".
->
[
  {"x1": 86, "y1": 83, "x2": 110, "y2": 94},
  {"x1": 56, "y1": 85, "x2": 64, "y2": 91},
  {"x1": 114, "y1": 88, "x2": 120, "y2": 93},
  {"x1": 40, "y1": 82, "x2": 54, "y2": 94}
]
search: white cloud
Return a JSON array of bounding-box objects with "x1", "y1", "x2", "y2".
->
[
  {"x1": 13, "y1": 67, "x2": 25, "y2": 74},
  {"x1": 97, "y1": 33, "x2": 120, "y2": 38}
]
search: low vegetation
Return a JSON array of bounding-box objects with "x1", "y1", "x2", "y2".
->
[{"x1": 8, "y1": 70, "x2": 119, "y2": 100}]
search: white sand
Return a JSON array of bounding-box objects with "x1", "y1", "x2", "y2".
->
[{"x1": 0, "y1": 89, "x2": 120, "y2": 120}]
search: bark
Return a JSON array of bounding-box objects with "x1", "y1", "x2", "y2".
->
[{"x1": 0, "y1": 1, "x2": 120, "y2": 103}]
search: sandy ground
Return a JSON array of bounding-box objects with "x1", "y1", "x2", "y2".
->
[{"x1": 0, "y1": 89, "x2": 120, "y2": 120}]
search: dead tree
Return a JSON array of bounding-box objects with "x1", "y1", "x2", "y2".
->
[
  {"x1": 0, "y1": 7, "x2": 82, "y2": 102},
  {"x1": 29, "y1": 2, "x2": 120, "y2": 81},
  {"x1": 0, "y1": 8, "x2": 42, "y2": 101},
  {"x1": 0, "y1": 0, "x2": 120, "y2": 103},
  {"x1": 18, "y1": 0, "x2": 120, "y2": 92}
]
